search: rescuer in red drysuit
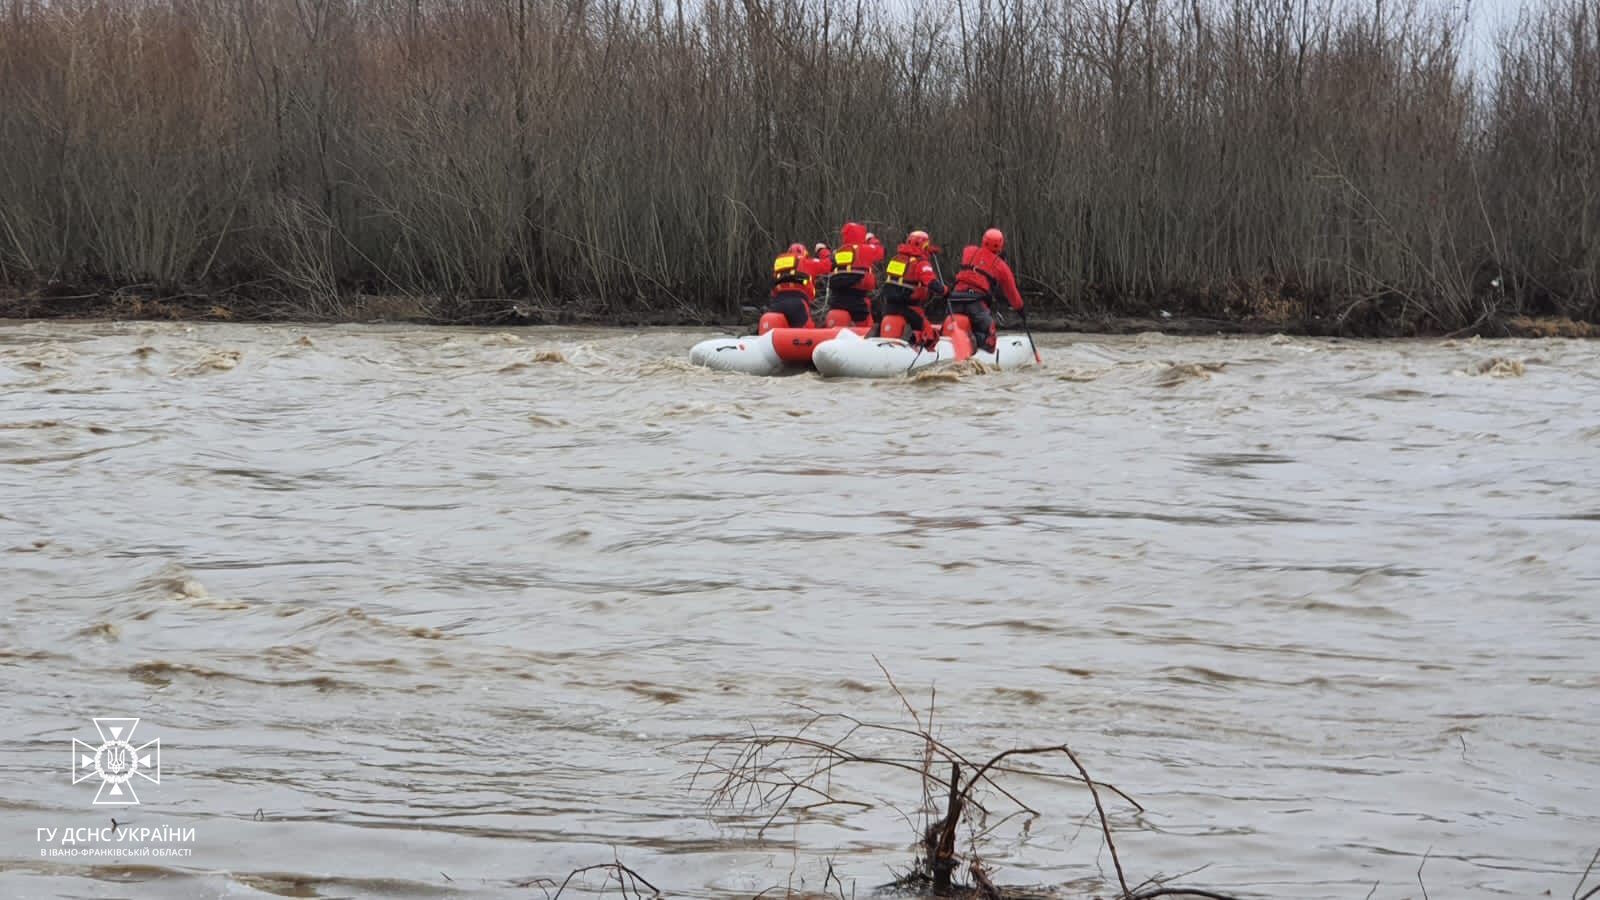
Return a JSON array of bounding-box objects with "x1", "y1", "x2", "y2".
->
[
  {"x1": 944, "y1": 227, "x2": 1023, "y2": 353},
  {"x1": 765, "y1": 242, "x2": 833, "y2": 327},
  {"x1": 875, "y1": 230, "x2": 947, "y2": 350},
  {"x1": 824, "y1": 222, "x2": 885, "y2": 326}
]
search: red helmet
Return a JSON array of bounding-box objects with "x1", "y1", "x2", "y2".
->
[
  {"x1": 982, "y1": 228, "x2": 1005, "y2": 253},
  {"x1": 787, "y1": 242, "x2": 807, "y2": 257},
  {"x1": 906, "y1": 230, "x2": 931, "y2": 252},
  {"x1": 841, "y1": 221, "x2": 867, "y2": 245}
]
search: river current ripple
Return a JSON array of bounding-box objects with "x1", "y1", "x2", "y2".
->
[{"x1": 1, "y1": 322, "x2": 1596, "y2": 899}]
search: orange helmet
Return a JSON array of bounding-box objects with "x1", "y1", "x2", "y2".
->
[
  {"x1": 787, "y1": 242, "x2": 807, "y2": 257},
  {"x1": 906, "y1": 230, "x2": 931, "y2": 252},
  {"x1": 982, "y1": 228, "x2": 1005, "y2": 253}
]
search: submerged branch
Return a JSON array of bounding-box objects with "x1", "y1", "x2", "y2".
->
[{"x1": 686, "y1": 664, "x2": 1243, "y2": 900}]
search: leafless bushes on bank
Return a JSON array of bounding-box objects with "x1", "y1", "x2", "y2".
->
[{"x1": 0, "y1": 0, "x2": 1596, "y2": 332}]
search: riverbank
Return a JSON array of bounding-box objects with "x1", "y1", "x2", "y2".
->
[
  {"x1": 4, "y1": 0, "x2": 1596, "y2": 351},
  {"x1": 3, "y1": 286, "x2": 1595, "y2": 339}
]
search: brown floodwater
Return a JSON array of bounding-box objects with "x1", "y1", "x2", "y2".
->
[{"x1": 1, "y1": 322, "x2": 1596, "y2": 899}]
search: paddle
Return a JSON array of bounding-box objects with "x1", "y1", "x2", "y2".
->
[
  {"x1": 928, "y1": 250, "x2": 950, "y2": 324},
  {"x1": 1018, "y1": 304, "x2": 1042, "y2": 364},
  {"x1": 907, "y1": 251, "x2": 954, "y2": 376}
]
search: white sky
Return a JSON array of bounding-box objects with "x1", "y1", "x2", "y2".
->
[{"x1": 1461, "y1": 0, "x2": 1541, "y2": 75}]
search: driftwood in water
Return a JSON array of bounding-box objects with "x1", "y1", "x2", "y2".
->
[{"x1": 689, "y1": 662, "x2": 1243, "y2": 900}]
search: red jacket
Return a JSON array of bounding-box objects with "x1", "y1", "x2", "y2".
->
[
  {"x1": 952, "y1": 245, "x2": 1023, "y2": 310},
  {"x1": 882, "y1": 245, "x2": 946, "y2": 305},
  {"x1": 769, "y1": 248, "x2": 833, "y2": 301}
]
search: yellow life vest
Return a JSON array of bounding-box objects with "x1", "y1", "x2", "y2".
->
[
  {"x1": 773, "y1": 253, "x2": 809, "y2": 286},
  {"x1": 884, "y1": 255, "x2": 917, "y2": 288},
  {"x1": 832, "y1": 247, "x2": 865, "y2": 274}
]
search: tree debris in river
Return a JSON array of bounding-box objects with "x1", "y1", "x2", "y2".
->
[
  {"x1": 679, "y1": 662, "x2": 1245, "y2": 900},
  {"x1": 524, "y1": 859, "x2": 664, "y2": 899}
]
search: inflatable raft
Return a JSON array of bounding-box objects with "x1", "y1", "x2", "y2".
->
[
  {"x1": 812, "y1": 328, "x2": 1039, "y2": 378},
  {"x1": 687, "y1": 309, "x2": 1039, "y2": 378},
  {"x1": 687, "y1": 324, "x2": 870, "y2": 375}
]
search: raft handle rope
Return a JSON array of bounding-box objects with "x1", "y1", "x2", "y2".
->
[{"x1": 813, "y1": 269, "x2": 831, "y2": 327}]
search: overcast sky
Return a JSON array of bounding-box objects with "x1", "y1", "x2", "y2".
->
[{"x1": 1461, "y1": 0, "x2": 1538, "y2": 75}]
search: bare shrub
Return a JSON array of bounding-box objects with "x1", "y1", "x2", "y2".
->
[{"x1": 0, "y1": 0, "x2": 1595, "y2": 332}]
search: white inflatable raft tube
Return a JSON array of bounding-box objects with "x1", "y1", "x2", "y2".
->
[
  {"x1": 687, "y1": 332, "x2": 785, "y2": 375},
  {"x1": 812, "y1": 329, "x2": 1039, "y2": 378}
]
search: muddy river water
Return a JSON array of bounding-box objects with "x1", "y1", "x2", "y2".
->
[{"x1": 1, "y1": 322, "x2": 1596, "y2": 899}]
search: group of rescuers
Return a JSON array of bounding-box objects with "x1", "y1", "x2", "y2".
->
[{"x1": 764, "y1": 222, "x2": 1024, "y2": 353}]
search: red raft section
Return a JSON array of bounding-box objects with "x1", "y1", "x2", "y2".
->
[
  {"x1": 763, "y1": 313, "x2": 979, "y2": 363},
  {"x1": 757, "y1": 308, "x2": 874, "y2": 366},
  {"x1": 768, "y1": 325, "x2": 872, "y2": 365}
]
